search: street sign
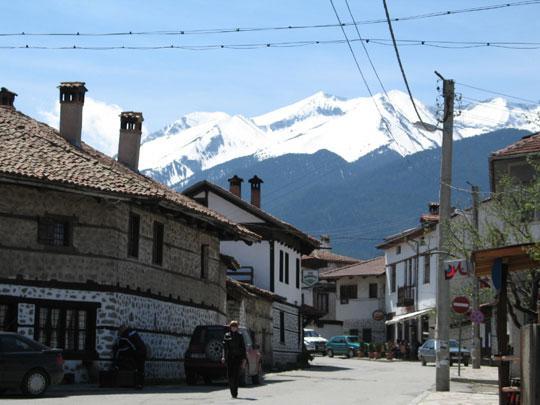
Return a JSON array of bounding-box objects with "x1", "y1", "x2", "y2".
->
[
  {"x1": 470, "y1": 309, "x2": 485, "y2": 324},
  {"x1": 372, "y1": 310, "x2": 385, "y2": 321},
  {"x1": 302, "y1": 270, "x2": 319, "y2": 287},
  {"x1": 452, "y1": 296, "x2": 470, "y2": 314}
]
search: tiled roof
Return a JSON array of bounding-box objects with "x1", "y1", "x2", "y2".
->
[
  {"x1": 303, "y1": 249, "x2": 361, "y2": 264},
  {"x1": 492, "y1": 132, "x2": 540, "y2": 158},
  {"x1": 0, "y1": 106, "x2": 259, "y2": 241},
  {"x1": 183, "y1": 180, "x2": 319, "y2": 251},
  {"x1": 226, "y1": 278, "x2": 281, "y2": 302},
  {"x1": 320, "y1": 256, "x2": 386, "y2": 279}
]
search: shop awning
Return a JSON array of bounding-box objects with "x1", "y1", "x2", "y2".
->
[{"x1": 385, "y1": 308, "x2": 434, "y2": 325}]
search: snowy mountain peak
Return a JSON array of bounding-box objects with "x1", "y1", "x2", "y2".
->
[{"x1": 140, "y1": 90, "x2": 540, "y2": 187}]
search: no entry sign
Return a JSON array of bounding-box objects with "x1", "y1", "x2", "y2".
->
[{"x1": 452, "y1": 296, "x2": 470, "y2": 314}]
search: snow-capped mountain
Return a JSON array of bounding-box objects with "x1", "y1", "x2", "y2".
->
[{"x1": 139, "y1": 90, "x2": 540, "y2": 186}]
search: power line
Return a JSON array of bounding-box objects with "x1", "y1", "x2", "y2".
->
[
  {"x1": 2, "y1": 1, "x2": 538, "y2": 37},
  {"x1": 456, "y1": 82, "x2": 539, "y2": 104},
  {"x1": 382, "y1": 0, "x2": 434, "y2": 132},
  {"x1": 2, "y1": 38, "x2": 540, "y2": 51}
]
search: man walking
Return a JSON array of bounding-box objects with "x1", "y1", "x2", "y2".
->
[
  {"x1": 116, "y1": 325, "x2": 147, "y2": 389},
  {"x1": 222, "y1": 320, "x2": 247, "y2": 399}
]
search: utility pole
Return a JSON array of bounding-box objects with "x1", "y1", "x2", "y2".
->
[
  {"x1": 471, "y1": 184, "x2": 482, "y2": 369},
  {"x1": 434, "y1": 71, "x2": 454, "y2": 392}
]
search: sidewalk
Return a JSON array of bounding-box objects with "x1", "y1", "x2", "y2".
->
[{"x1": 412, "y1": 366, "x2": 499, "y2": 405}]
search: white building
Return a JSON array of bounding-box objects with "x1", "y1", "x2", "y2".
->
[
  {"x1": 183, "y1": 176, "x2": 319, "y2": 367},
  {"x1": 320, "y1": 257, "x2": 387, "y2": 343},
  {"x1": 301, "y1": 238, "x2": 362, "y2": 339}
]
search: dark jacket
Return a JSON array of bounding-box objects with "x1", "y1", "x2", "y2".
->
[
  {"x1": 223, "y1": 331, "x2": 247, "y2": 362},
  {"x1": 117, "y1": 329, "x2": 147, "y2": 361}
]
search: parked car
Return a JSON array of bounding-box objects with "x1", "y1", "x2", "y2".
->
[
  {"x1": 325, "y1": 335, "x2": 360, "y2": 358},
  {"x1": 303, "y1": 329, "x2": 327, "y2": 355},
  {"x1": 417, "y1": 339, "x2": 470, "y2": 366},
  {"x1": 184, "y1": 325, "x2": 263, "y2": 386},
  {"x1": 0, "y1": 332, "x2": 64, "y2": 397}
]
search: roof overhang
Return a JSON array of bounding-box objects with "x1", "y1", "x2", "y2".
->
[{"x1": 471, "y1": 243, "x2": 539, "y2": 276}]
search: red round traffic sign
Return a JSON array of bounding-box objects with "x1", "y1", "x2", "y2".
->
[{"x1": 452, "y1": 296, "x2": 470, "y2": 314}]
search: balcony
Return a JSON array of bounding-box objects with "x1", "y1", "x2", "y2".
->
[{"x1": 397, "y1": 286, "x2": 415, "y2": 307}]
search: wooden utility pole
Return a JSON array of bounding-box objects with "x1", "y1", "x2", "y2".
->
[
  {"x1": 471, "y1": 185, "x2": 482, "y2": 369},
  {"x1": 434, "y1": 71, "x2": 454, "y2": 392}
]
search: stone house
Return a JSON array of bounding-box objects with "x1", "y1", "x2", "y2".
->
[
  {"x1": 183, "y1": 176, "x2": 319, "y2": 367},
  {"x1": 0, "y1": 84, "x2": 258, "y2": 382},
  {"x1": 320, "y1": 257, "x2": 387, "y2": 343}
]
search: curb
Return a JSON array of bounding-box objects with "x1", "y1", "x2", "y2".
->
[{"x1": 451, "y1": 377, "x2": 498, "y2": 385}]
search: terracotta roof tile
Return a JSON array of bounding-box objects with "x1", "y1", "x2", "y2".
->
[
  {"x1": 0, "y1": 107, "x2": 259, "y2": 241},
  {"x1": 492, "y1": 132, "x2": 540, "y2": 157},
  {"x1": 303, "y1": 249, "x2": 362, "y2": 264}
]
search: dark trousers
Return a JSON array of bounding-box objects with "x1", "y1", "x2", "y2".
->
[
  {"x1": 226, "y1": 357, "x2": 242, "y2": 397},
  {"x1": 135, "y1": 358, "x2": 145, "y2": 388}
]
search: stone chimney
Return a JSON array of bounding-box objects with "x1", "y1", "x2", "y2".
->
[
  {"x1": 118, "y1": 112, "x2": 144, "y2": 171},
  {"x1": 0, "y1": 87, "x2": 17, "y2": 109},
  {"x1": 59, "y1": 82, "x2": 87, "y2": 146},
  {"x1": 248, "y1": 175, "x2": 263, "y2": 208},
  {"x1": 320, "y1": 235, "x2": 331, "y2": 250},
  {"x1": 228, "y1": 175, "x2": 244, "y2": 197}
]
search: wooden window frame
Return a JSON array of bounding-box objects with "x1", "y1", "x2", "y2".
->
[
  {"x1": 37, "y1": 215, "x2": 73, "y2": 248},
  {"x1": 423, "y1": 255, "x2": 431, "y2": 284},
  {"x1": 285, "y1": 252, "x2": 290, "y2": 284},
  {"x1": 152, "y1": 221, "x2": 164, "y2": 266},
  {"x1": 279, "y1": 250, "x2": 284, "y2": 282},
  {"x1": 295, "y1": 258, "x2": 300, "y2": 289},
  {"x1": 390, "y1": 265, "x2": 396, "y2": 293},
  {"x1": 201, "y1": 244, "x2": 209, "y2": 279},
  {"x1": 369, "y1": 283, "x2": 378, "y2": 299},
  {"x1": 340, "y1": 284, "x2": 358, "y2": 304},
  {"x1": 127, "y1": 213, "x2": 140, "y2": 258},
  {"x1": 279, "y1": 311, "x2": 285, "y2": 343}
]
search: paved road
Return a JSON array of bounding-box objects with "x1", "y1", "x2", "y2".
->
[{"x1": 2, "y1": 357, "x2": 435, "y2": 405}]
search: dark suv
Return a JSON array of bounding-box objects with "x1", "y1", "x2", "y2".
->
[
  {"x1": 0, "y1": 332, "x2": 64, "y2": 396},
  {"x1": 184, "y1": 325, "x2": 263, "y2": 386}
]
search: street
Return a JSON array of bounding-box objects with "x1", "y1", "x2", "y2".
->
[{"x1": 1, "y1": 357, "x2": 435, "y2": 405}]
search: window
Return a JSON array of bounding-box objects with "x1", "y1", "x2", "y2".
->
[
  {"x1": 369, "y1": 283, "x2": 378, "y2": 299},
  {"x1": 35, "y1": 305, "x2": 96, "y2": 354},
  {"x1": 152, "y1": 221, "x2": 164, "y2": 265},
  {"x1": 423, "y1": 255, "x2": 431, "y2": 284},
  {"x1": 127, "y1": 213, "x2": 140, "y2": 258},
  {"x1": 389, "y1": 265, "x2": 396, "y2": 293},
  {"x1": 295, "y1": 258, "x2": 300, "y2": 289},
  {"x1": 349, "y1": 328, "x2": 359, "y2": 337},
  {"x1": 340, "y1": 284, "x2": 357, "y2": 304},
  {"x1": 315, "y1": 293, "x2": 329, "y2": 313},
  {"x1": 362, "y1": 328, "x2": 372, "y2": 343},
  {"x1": 396, "y1": 245, "x2": 401, "y2": 255},
  {"x1": 279, "y1": 311, "x2": 285, "y2": 343},
  {"x1": 201, "y1": 244, "x2": 209, "y2": 279},
  {"x1": 38, "y1": 216, "x2": 71, "y2": 247},
  {"x1": 0, "y1": 303, "x2": 17, "y2": 332},
  {"x1": 279, "y1": 250, "x2": 284, "y2": 282},
  {"x1": 285, "y1": 252, "x2": 290, "y2": 284}
]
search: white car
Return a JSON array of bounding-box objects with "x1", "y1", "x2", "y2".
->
[{"x1": 303, "y1": 329, "x2": 328, "y2": 355}]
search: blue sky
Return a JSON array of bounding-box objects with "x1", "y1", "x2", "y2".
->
[{"x1": 1, "y1": 0, "x2": 540, "y2": 137}]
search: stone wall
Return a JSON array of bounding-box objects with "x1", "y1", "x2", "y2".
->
[
  {"x1": 1, "y1": 282, "x2": 225, "y2": 382},
  {"x1": 0, "y1": 183, "x2": 226, "y2": 310},
  {"x1": 272, "y1": 301, "x2": 301, "y2": 367}
]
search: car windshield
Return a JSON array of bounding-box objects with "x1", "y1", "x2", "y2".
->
[
  {"x1": 347, "y1": 336, "x2": 359, "y2": 343},
  {"x1": 449, "y1": 340, "x2": 459, "y2": 348},
  {"x1": 304, "y1": 331, "x2": 321, "y2": 338}
]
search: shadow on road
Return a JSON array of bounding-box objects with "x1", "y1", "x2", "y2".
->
[{"x1": 306, "y1": 364, "x2": 353, "y2": 372}]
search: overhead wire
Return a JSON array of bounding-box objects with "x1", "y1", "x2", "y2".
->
[
  {"x1": 1, "y1": 0, "x2": 538, "y2": 37},
  {"x1": 456, "y1": 82, "x2": 539, "y2": 104}
]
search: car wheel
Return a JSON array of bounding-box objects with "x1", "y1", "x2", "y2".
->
[
  {"x1": 327, "y1": 349, "x2": 334, "y2": 358},
  {"x1": 205, "y1": 339, "x2": 223, "y2": 362},
  {"x1": 464, "y1": 360, "x2": 469, "y2": 367},
  {"x1": 347, "y1": 349, "x2": 354, "y2": 358},
  {"x1": 449, "y1": 360, "x2": 454, "y2": 367},
  {"x1": 185, "y1": 369, "x2": 197, "y2": 385},
  {"x1": 22, "y1": 369, "x2": 49, "y2": 397},
  {"x1": 421, "y1": 357, "x2": 427, "y2": 366},
  {"x1": 252, "y1": 363, "x2": 263, "y2": 385}
]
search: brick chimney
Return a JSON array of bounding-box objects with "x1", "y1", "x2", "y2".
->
[
  {"x1": 248, "y1": 175, "x2": 263, "y2": 208},
  {"x1": 59, "y1": 82, "x2": 87, "y2": 147},
  {"x1": 118, "y1": 112, "x2": 144, "y2": 171},
  {"x1": 228, "y1": 175, "x2": 244, "y2": 197},
  {"x1": 320, "y1": 235, "x2": 331, "y2": 250},
  {"x1": 0, "y1": 87, "x2": 17, "y2": 109}
]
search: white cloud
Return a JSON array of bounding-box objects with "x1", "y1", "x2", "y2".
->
[{"x1": 40, "y1": 97, "x2": 148, "y2": 157}]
